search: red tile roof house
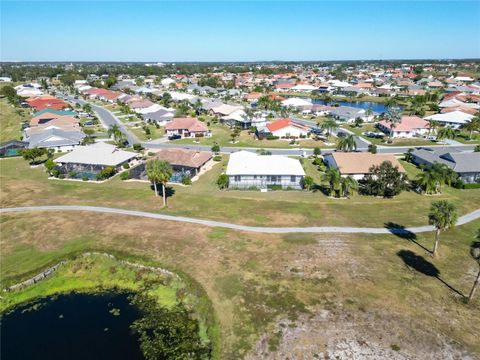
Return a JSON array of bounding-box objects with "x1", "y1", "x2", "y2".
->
[
  {"x1": 274, "y1": 83, "x2": 295, "y2": 92},
  {"x1": 378, "y1": 116, "x2": 429, "y2": 138},
  {"x1": 266, "y1": 119, "x2": 310, "y2": 139},
  {"x1": 26, "y1": 97, "x2": 69, "y2": 111},
  {"x1": 165, "y1": 118, "x2": 211, "y2": 138}
]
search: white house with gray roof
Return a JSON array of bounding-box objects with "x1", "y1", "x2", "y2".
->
[
  {"x1": 226, "y1": 151, "x2": 305, "y2": 190},
  {"x1": 26, "y1": 128, "x2": 85, "y2": 151}
]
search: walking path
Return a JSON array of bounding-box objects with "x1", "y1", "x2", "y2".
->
[{"x1": 2, "y1": 205, "x2": 479, "y2": 235}]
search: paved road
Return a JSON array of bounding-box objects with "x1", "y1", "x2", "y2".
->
[{"x1": 2, "y1": 205, "x2": 479, "y2": 235}]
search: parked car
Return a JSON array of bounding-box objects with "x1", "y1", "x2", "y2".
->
[{"x1": 168, "y1": 134, "x2": 181, "y2": 141}]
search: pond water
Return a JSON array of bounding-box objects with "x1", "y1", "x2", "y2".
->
[
  {"x1": 311, "y1": 99, "x2": 395, "y2": 113},
  {"x1": 1, "y1": 292, "x2": 144, "y2": 360}
]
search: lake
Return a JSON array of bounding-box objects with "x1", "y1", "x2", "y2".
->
[
  {"x1": 311, "y1": 99, "x2": 393, "y2": 113},
  {"x1": 1, "y1": 292, "x2": 144, "y2": 360}
]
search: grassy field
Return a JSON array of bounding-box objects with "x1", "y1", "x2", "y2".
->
[
  {"x1": 0, "y1": 99, "x2": 29, "y2": 142},
  {"x1": 1, "y1": 156, "x2": 479, "y2": 228},
  {"x1": 1, "y1": 211, "x2": 478, "y2": 358}
]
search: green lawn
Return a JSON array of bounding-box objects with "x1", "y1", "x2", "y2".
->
[
  {"x1": 0, "y1": 99, "x2": 29, "y2": 142},
  {"x1": 1, "y1": 156, "x2": 479, "y2": 229}
]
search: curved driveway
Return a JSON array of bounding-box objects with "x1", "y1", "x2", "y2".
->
[{"x1": 1, "y1": 205, "x2": 479, "y2": 235}]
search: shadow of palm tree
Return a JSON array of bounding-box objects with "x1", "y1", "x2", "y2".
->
[
  {"x1": 385, "y1": 222, "x2": 432, "y2": 253},
  {"x1": 397, "y1": 250, "x2": 464, "y2": 297}
]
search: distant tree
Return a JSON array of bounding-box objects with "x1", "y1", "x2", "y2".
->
[
  {"x1": 230, "y1": 126, "x2": 241, "y2": 143},
  {"x1": 303, "y1": 176, "x2": 314, "y2": 191},
  {"x1": 428, "y1": 200, "x2": 458, "y2": 257},
  {"x1": 336, "y1": 134, "x2": 357, "y2": 152},
  {"x1": 313, "y1": 147, "x2": 321, "y2": 157},
  {"x1": 217, "y1": 174, "x2": 229, "y2": 189},
  {"x1": 353, "y1": 117, "x2": 364, "y2": 127},
  {"x1": 362, "y1": 161, "x2": 408, "y2": 198},
  {"x1": 404, "y1": 148, "x2": 414, "y2": 162},
  {"x1": 468, "y1": 229, "x2": 480, "y2": 302}
]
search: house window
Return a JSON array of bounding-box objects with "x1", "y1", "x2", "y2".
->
[
  {"x1": 234, "y1": 175, "x2": 241, "y2": 182},
  {"x1": 253, "y1": 175, "x2": 257, "y2": 179},
  {"x1": 291, "y1": 176, "x2": 296, "y2": 182}
]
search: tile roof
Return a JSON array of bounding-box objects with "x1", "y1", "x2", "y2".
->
[
  {"x1": 165, "y1": 117, "x2": 208, "y2": 132},
  {"x1": 153, "y1": 148, "x2": 212, "y2": 168},
  {"x1": 328, "y1": 153, "x2": 405, "y2": 175}
]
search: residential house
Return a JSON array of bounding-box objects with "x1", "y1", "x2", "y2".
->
[
  {"x1": 378, "y1": 116, "x2": 429, "y2": 138},
  {"x1": 330, "y1": 106, "x2": 376, "y2": 123},
  {"x1": 132, "y1": 148, "x2": 212, "y2": 182},
  {"x1": 226, "y1": 151, "x2": 305, "y2": 189},
  {"x1": 424, "y1": 111, "x2": 474, "y2": 129},
  {"x1": 266, "y1": 119, "x2": 310, "y2": 138},
  {"x1": 0, "y1": 140, "x2": 29, "y2": 157},
  {"x1": 411, "y1": 148, "x2": 480, "y2": 183},
  {"x1": 26, "y1": 128, "x2": 85, "y2": 151},
  {"x1": 165, "y1": 117, "x2": 210, "y2": 138},
  {"x1": 324, "y1": 152, "x2": 405, "y2": 180},
  {"x1": 54, "y1": 142, "x2": 137, "y2": 176}
]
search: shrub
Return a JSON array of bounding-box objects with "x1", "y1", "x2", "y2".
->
[
  {"x1": 122, "y1": 162, "x2": 130, "y2": 169},
  {"x1": 58, "y1": 174, "x2": 65, "y2": 179},
  {"x1": 266, "y1": 134, "x2": 279, "y2": 140},
  {"x1": 464, "y1": 183, "x2": 480, "y2": 189},
  {"x1": 181, "y1": 176, "x2": 192, "y2": 185},
  {"x1": 474, "y1": 144, "x2": 480, "y2": 152},
  {"x1": 82, "y1": 176, "x2": 89, "y2": 181},
  {"x1": 147, "y1": 151, "x2": 155, "y2": 156},
  {"x1": 133, "y1": 143, "x2": 144, "y2": 152},
  {"x1": 213, "y1": 155, "x2": 222, "y2": 161},
  {"x1": 51, "y1": 169, "x2": 60, "y2": 178},
  {"x1": 120, "y1": 171, "x2": 130, "y2": 181},
  {"x1": 96, "y1": 166, "x2": 116, "y2": 181},
  {"x1": 368, "y1": 144, "x2": 377, "y2": 154},
  {"x1": 268, "y1": 184, "x2": 282, "y2": 191},
  {"x1": 217, "y1": 174, "x2": 229, "y2": 189},
  {"x1": 68, "y1": 170, "x2": 77, "y2": 178},
  {"x1": 313, "y1": 147, "x2": 321, "y2": 156}
]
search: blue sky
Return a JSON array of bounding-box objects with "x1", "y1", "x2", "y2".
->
[{"x1": 1, "y1": 1, "x2": 479, "y2": 61}]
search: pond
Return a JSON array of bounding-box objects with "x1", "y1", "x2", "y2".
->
[
  {"x1": 1, "y1": 292, "x2": 145, "y2": 360},
  {"x1": 311, "y1": 99, "x2": 399, "y2": 113}
]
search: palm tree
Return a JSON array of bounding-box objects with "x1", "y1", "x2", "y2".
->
[
  {"x1": 462, "y1": 118, "x2": 480, "y2": 139},
  {"x1": 467, "y1": 229, "x2": 480, "y2": 302},
  {"x1": 146, "y1": 160, "x2": 162, "y2": 198},
  {"x1": 320, "y1": 118, "x2": 338, "y2": 138},
  {"x1": 158, "y1": 160, "x2": 173, "y2": 207},
  {"x1": 323, "y1": 167, "x2": 342, "y2": 197},
  {"x1": 428, "y1": 200, "x2": 458, "y2": 257},
  {"x1": 336, "y1": 134, "x2": 357, "y2": 152},
  {"x1": 427, "y1": 120, "x2": 439, "y2": 136},
  {"x1": 107, "y1": 124, "x2": 125, "y2": 146},
  {"x1": 436, "y1": 127, "x2": 456, "y2": 144},
  {"x1": 416, "y1": 168, "x2": 440, "y2": 194},
  {"x1": 384, "y1": 106, "x2": 402, "y2": 140},
  {"x1": 340, "y1": 176, "x2": 358, "y2": 198}
]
